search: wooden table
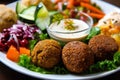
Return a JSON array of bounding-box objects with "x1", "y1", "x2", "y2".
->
[{"x1": 0, "y1": 0, "x2": 120, "y2": 80}]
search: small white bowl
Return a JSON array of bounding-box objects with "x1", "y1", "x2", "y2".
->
[{"x1": 47, "y1": 12, "x2": 93, "y2": 42}]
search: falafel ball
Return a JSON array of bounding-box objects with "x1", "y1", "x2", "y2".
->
[
  {"x1": 0, "y1": 5, "x2": 17, "y2": 32},
  {"x1": 31, "y1": 39, "x2": 62, "y2": 69},
  {"x1": 88, "y1": 35, "x2": 118, "y2": 61},
  {"x1": 62, "y1": 41, "x2": 94, "y2": 73}
]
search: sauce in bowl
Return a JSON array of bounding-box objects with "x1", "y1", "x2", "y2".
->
[{"x1": 47, "y1": 18, "x2": 92, "y2": 42}]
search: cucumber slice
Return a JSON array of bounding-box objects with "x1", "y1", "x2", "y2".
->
[
  {"x1": 18, "y1": 14, "x2": 35, "y2": 24},
  {"x1": 21, "y1": 6, "x2": 36, "y2": 20},
  {"x1": 35, "y1": 2, "x2": 50, "y2": 31},
  {"x1": 16, "y1": 1, "x2": 27, "y2": 14},
  {"x1": 18, "y1": 6, "x2": 36, "y2": 24}
]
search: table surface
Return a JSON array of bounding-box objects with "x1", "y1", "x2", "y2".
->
[{"x1": 0, "y1": 0, "x2": 120, "y2": 80}]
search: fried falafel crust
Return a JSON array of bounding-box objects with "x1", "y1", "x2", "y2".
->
[
  {"x1": 89, "y1": 35, "x2": 118, "y2": 61},
  {"x1": 31, "y1": 39, "x2": 62, "y2": 69},
  {"x1": 0, "y1": 4, "x2": 17, "y2": 32},
  {"x1": 62, "y1": 41, "x2": 94, "y2": 73}
]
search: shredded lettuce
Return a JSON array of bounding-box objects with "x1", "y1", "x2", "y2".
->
[
  {"x1": 29, "y1": 40, "x2": 37, "y2": 51},
  {"x1": 18, "y1": 51, "x2": 120, "y2": 74},
  {"x1": 89, "y1": 51, "x2": 120, "y2": 73},
  {"x1": 29, "y1": 32, "x2": 50, "y2": 50},
  {"x1": 39, "y1": 33, "x2": 49, "y2": 40},
  {"x1": 113, "y1": 51, "x2": 120, "y2": 66},
  {"x1": 89, "y1": 60, "x2": 117, "y2": 73},
  {"x1": 18, "y1": 55, "x2": 69, "y2": 74},
  {"x1": 82, "y1": 27, "x2": 100, "y2": 43}
]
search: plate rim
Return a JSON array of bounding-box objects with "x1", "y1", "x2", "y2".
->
[
  {"x1": 1, "y1": 0, "x2": 120, "y2": 79},
  {"x1": 0, "y1": 52, "x2": 120, "y2": 79}
]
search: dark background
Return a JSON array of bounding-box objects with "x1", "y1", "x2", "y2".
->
[
  {"x1": 0, "y1": 0, "x2": 120, "y2": 80},
  {"x1": 0, "y1": 0, "x2": 18, "y2": 4}
]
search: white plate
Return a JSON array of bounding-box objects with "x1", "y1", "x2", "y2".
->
[{"x1": 1, "y1": 0, "x2": 120, "y2": 79}]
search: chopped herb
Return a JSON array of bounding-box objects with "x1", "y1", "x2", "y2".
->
[
  {"x1": 39, "y1": 33, "x2": 49, "y2": 40},
  {"x1": 64, "y1": 19, "x2": 76, "y2": 30},
  {"x1": 89, "y1": 51, "x2": 120, "y2": 73},
  {"x1": 51, "y1": 13, "x2": 63, "y2": 24}
]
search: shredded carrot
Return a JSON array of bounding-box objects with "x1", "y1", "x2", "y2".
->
[
  {"x1": 55, "y1": 0, "x2": 62, "y2": 4},
  {"x1": 80, "y1": 2, "x2": 105, "y2": 15},
  {"x1": 74, "y1": 0, "x2": 81, "y2": 6},
  {"x1": 88, "y1": 12, "x2": 105, "y2": 19},
  {"x1": 67, "y1": 0, "x2": 74, "y2": 9},
  {"x1": 74, "y1": 0, "x2": 90, "y2": 6},
  {"x1": 82, "y1": 0, "x2": 90, "y2": 3},
  {"x1": 20, "y1": 47, "x2": 30, "y2": 56},
  {"x1": 6, "y1": 45, "x2": 20, "y2": 62}
]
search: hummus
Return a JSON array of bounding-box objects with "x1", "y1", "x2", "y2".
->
[{"x1": 47, "y1": 19, "x2": 90, "y2": 42}]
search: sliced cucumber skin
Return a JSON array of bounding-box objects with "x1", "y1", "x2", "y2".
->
[
  {"x1": 35, "y1": 17, "x2": 50, "y2": 31},
  {"x1": 16, "y1": 1, "x2": 35, "y2": 24},
  {"x1": 35, "y1": 2, "x2": 50, "y2": 31},
  {"x1": 16, "y1": 1, "x2": 19, "y2": 14},
  {"x1": 21, "y1": 6, "x2": 36, "y2": 15},
  {"x1": 35, "y1": 4, "x2": 44, "y2": 21},
  {"x1": 21, "y1": 6, "x2": 36, "y2": 20},
  {"x1": 18, "y1": 6, "x2": 36, "y2": 24},
  {"x1": 18, "y1": 16, "x2": 35, "y2": 24},
  {"x1": 16, "y1": 1, "x2": 27, "y2": 14}
]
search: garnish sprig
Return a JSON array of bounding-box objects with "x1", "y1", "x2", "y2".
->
[{"x1": 64, "y1": 19, "x2": 76, "y2": 30}]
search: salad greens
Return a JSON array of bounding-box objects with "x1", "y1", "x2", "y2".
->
[
  {"x1": 18, "y1": 55, "x2": 69, "y2": 74},
  {"x1": 29, "y1": 32, "x2": 50, "y2": 50},
  {"x1": 29, "y1": 40, "x2": 37, "y2": 51},
  {"x1": 113, "y1": 51, "x2": 120, "y2": 66},
  {"x1": 89, "y1": 51, "x2": 120, "y2": 73},
  {"x1": 89, "y1": 60, "x2": 117, "y2": 73},
  {"x1": 18, "y1": 51, "x2": 120, "y2": 74},
  {"x1": 86, "y1": 27, "x2": 100, "y2": 40},
  {"x1": 21, "y1": 26, "x2": 120, "y2": 74},
  {"x1": 18, "y1": 55, "x2": 52, "y2": 74},
  {"x1": 39, "y1": 33, "x2": 49, "y2": 40},
  {"x1": 83, "y1": 27, "x2": 100, "y2": 43},
  {"x1": 50, "y1": 13, "x2": 63, "y2": 24}
]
